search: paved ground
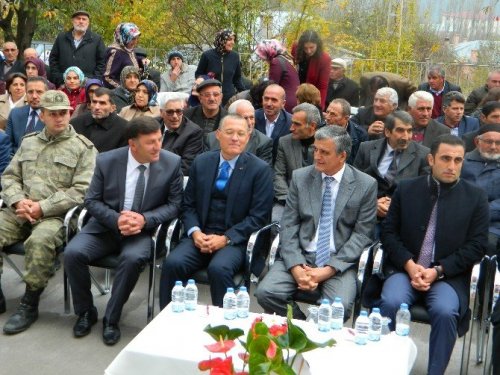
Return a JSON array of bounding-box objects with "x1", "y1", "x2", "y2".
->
[{"x1": 0, "y1": 255, "x2": 491, "y2": 374}]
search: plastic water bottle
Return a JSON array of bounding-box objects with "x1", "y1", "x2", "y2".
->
[
  {"x1": 171, "y1": 281, "x2": 185, "y2": 313},
  {"x1": 223, "y1": 287, "x2": 237, "y2": 320},
  {"x1": 354, "y1": 311, "x2": 370, "y2": 345},
  {"x1": 368, "y1": 307, "x2": 382, "y2": 341},
  {"x1": 236, "y1": 286, "x2": 250, "y2": 318},
  {"x1": 330, "y1": 297, "x2": 344, "y2": 330},
  {"x1": 184, "y1": 279, "x2": 198, "y2": 311},
  {"x1": 317, "y1": 299, "x2": 332, "y2": 332},
  {"x1": 396, "y1": 303, "x2": 411, "y2": 336}
]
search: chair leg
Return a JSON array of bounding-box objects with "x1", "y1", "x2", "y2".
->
[
  {"x1": 64, "y1": 271, "x2": 71, "y2": 314},
  {"x1": 3, "y1": 254, "x2": 24, "y2": 279},
  {"x1": 104, "y1": 269, "x2": 111, "y2": 293},
  {"x1": 89, "y1": 269, "x2": 107, "y2": 295},
  {"x1": 147, "y1": 261, "x2": 157, "y2": 323}
]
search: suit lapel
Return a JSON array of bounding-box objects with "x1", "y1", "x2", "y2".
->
[
  {"x1": 225, "y1": 153, "x2": 247, "y2": 222},
  {"x1": 143, "y1": 159, "x2": 160, "y2": 210},
  {"x1": 398, "y1": 143, "x2": 416, "y2": 172},
  {"x1": 117, "y1": 149, "x2": 128, "y2": 210},
  {"x1": 309, "y1": 168, "x2": 322, "y2": 230},
  {"x1": 200, "y1": 152, "x2": 220, "y2": 224},
  {"x1": 291, "y1": 138, "x2": 303, "y2": 168},
  {"x1": 271, "y1": 111, "x2": 285, "y2": 140},
  {"x1": 370, "y1": 140, "x2": 385, "y2": 179},
  {"x1": 334, "y1": 166, "x2": 355, "y2": 224}
]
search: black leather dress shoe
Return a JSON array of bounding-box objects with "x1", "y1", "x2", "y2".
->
[
  {"x1": 103, "y1": 319, "x2": 121, "y2": 345},
  {"x1": 73, "y1": 307, "x2": 98, "y2": 337}
]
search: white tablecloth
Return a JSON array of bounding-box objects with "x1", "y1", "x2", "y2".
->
[{"x1": 105, "y1": 305, "x2": 417, "y2": 375}]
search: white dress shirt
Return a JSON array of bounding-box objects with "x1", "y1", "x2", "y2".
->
[{"x1": 123, "y1": 149, "x2": 150, "y2": 211}]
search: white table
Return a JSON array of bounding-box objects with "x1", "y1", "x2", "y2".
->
[{"x1": 105, "y1": 305, "x2": 417, "y2": 375}]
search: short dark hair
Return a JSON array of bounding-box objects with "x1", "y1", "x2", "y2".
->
[
  {"x1": 442, "y1": 91, "x2": 465, "y2": 108},
  {"x1": 26, "y1": 76, "x2": 48, "y2": 90},
  {"x1": 125, "y1": 116, "x2": 161, "y2": 140},
  {"x1": 93, "y1": 87, "x2": 115, "y2": 105},
  {"x1": 482, "y1": 101, "x2": 500, "y2": 117},
  {"x1": 5, "y1": 72, "x2": 27, "y2": 92},
  {"x1": 384, "y1": 110, "x2": 414, "y2": 131},
  {"x1": 430, "y1": 134, "x2": 465, "y2": 156},
  {"x1": 330, "y1": 98, "x2": 351, "y2": 116}
]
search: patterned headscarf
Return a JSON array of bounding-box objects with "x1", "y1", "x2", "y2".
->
[
  {"x1": 214, "y1": 29, "x2": 236, "y2": 55},
  {"x1": 24, "y1": 57, "x2": 48, "y2": 79},
  {"x1": 120, "y1": 66, "x2": 140, "y2": 89},
  {"x1": 255, "y1": 39, "x2": 287, "y2": 61},
  {"x1": 136, "y1": 79, "x2": 158, "y2": 107},
  {"x1": 63, "y1": 66, "x2": 85, "y2": 87},
  {"x1": 113, "y1": 22, "x2": 141, "y2": 50}
]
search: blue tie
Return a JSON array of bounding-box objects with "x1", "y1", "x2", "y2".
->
[
  {"x1": 26, "y1": 111, "x2": 37, "y2": 134},
  {"x1": 215, "y1": 161, "x2": 230, "y2": 191},
  {"x1": 315, "y1": 177, "x2": 334, "y2": 267}
]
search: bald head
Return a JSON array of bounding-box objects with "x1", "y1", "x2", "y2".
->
[
  {"x1": 262, "y1": 84, "x2": 286, "y2": 121},
  {"x1": 228, "y1": 99, "x2": 255, "y2": 131},
  {"x1": 23, "y1": 48, "x2": 38, "y2": 60}
]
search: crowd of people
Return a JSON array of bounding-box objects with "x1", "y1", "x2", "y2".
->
[{"x1": 0, "y1": 9, "x2": 498, "y2": 375}]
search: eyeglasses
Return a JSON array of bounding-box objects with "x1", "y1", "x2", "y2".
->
[
  {"x1": 478, "y1": 138, "x2": 500, "y2": 146},
  {"x1": 200, "y1": 92, "x2": 221, "y2": 98},
  {"x1": 164, "y1": 109, "x2": 183, "y2": 116}
]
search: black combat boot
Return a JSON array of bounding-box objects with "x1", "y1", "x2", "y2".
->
[
  {"x1": 3, "y1": 287, "x2": 43, "y2": 334},
  {"x1": 0, "y1": 278, "x2": 5, "y2": 314}
]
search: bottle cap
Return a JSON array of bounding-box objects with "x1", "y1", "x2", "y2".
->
[
  {"x1": 239, "y1": 286, "x2": 247, "y2": 292},
  {"x1": 227, "y1": 287, "x2": 234, "y2": 293},
  {"x1": 360, "y1": 311, "x2": 368, "y2": 316},
  {"x1": 321, "y1": 298, "x2": 330, "y2": 304},
  {"x1": 372, "y1": 307, "x2": 380, "y2": 313},
  {"x1": 400, "y1": 303, "x2": 409, "y2": 309},
  {"x1": 175, "y1": 280, "x2": 182, "y2": 286},
  {"x1": 187, "y1": 279, "x2": 195, "y2": 284},
  {"x1": 334, "y1": 297, "x2": 341, "y2": 303}
]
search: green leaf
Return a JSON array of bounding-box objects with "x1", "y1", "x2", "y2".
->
[
  {"x1": 203, "y1": 324, "x2": 244, "y2": 341},
  {"x1": 270, "y1": 362, "x2": 296, "y2": 375},
  {"x1": 248, "y1": 353, "x2": 271, "y2": 375}
]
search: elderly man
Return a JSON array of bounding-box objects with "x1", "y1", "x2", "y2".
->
[
  {"x1": 354, "y1": 111, "x2": 429, "y2": 221},
  {"x1": 49, "y1": 10, "x2": 106, "y2": 87},
  {"x1": 436, "y1": 91, "x2": 479, "y2": 137},
  {"x1": 159, "y1": 114, "x2": 274, "y2": 309},
  {"x1": 255, "y1": 126, "x2": 377, "y2": 319},
  {"x1": 417, "y1": 65, "x2": 461, "y2": 119},
  {"x1": 463, "y1": 101, "x2": 500, "y2": 152},
  {"x1": 0, "y1": 42, "x2": 25, "y2": 82},
  {"x1": 205, "y1": 99, "x2": 273, "y2": 165},
  {"x1": 184, "y1": 79, "x2": 227, "y2": 136},
  {"x1": 159, "y1": 50, "x2": 196, "y2": 95},
  {"x1": 0, "y1": 90, "x2": 96, "y2": 333},
  {"x1": 352, "y1": 87, "x2": 398, "y2": 140},
  {"x1": 325, "y1": 58, "x2": 360, "y2": 108},
  {"x1": 325, "y1": 98, "x2": 367, "y2": 164},
  {"x1": 373, "y1": 135, "x2": 488, "y2": 375},
  {"x1": 465, "y1": 70, "x2": 500, "y2": 115},
  {"x1": 408, "y1": 91, "x2": 450, "y2": 148},
  {"x1": 159, "y1": 97, "x2": 203, "y2": 175},
  {"x1": 71, "y1": 87, "x2": 128, "y2": 152},
  {"x1": 255, "y1": 84, "x2": 292, "y2": 161}
]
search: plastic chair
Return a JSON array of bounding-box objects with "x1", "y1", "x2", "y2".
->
[{"x1": 482, "y1": 255, "x2": 499, "y2": 375}]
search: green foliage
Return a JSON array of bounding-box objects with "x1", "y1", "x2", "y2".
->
[{"x1": 203, "y1": 324, "x2": 244, "y2": 341}]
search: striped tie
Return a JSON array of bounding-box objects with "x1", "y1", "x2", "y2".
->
[{"x1": 315, "y1": 177, "x2": 334, "y2": 267}]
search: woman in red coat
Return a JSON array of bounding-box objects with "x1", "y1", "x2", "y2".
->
[{"x1": 292, "y1": 30, "x2": 331, "y2": 110}]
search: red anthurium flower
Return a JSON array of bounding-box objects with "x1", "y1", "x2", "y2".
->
[
  {"x1": 198, "y1": 357, "x2": 234, "y2": 374},
  {"x1": 269, "y1": 323, "x2": 287, "y2": 337},
  {"x1": 205, "y1": 337, "x2": 236, "y2": 353},
  {"x1": 266, "y1": 340, "x2": 278, "y2": 359},
  {"x1": 250, "y1": 316, "x2": 263, "y2": 338},
  {"x1": 238, "y1": 352, "x2": 249, "y2": 363}
]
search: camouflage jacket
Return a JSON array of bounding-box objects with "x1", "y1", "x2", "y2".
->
[{"x1": 1, "y1": 125, "x2": 97, "y2": 218}]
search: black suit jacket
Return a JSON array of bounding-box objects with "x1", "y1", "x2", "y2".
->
[
  {"x1": 254, "y1": 108, "x2": 291, "y2": 162},
  {"x1": 71, "y1": 112, "x2": 128, "y2": 153},
  {"x1": 183, "y1": 150, "x2": 274, "y2": 246},
  {"x1": 0, "y1": 60, "x2": 25, "y2": 81},
  {"x1": 83, "y1": 146, "x2": 184, "y2": 235},
  {"x1": 325, "y1": 76, "x2": 360, "y2": 108},
  {"x1": 159, "y1": 117, "x2": 203, "y2": 176}
]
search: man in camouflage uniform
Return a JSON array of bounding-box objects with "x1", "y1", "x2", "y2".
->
[{"x1": 0, "y1": 90, "x2": 96, "y2": 334}]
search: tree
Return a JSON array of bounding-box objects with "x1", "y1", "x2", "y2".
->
[{"x1": 0, "y1": 0, "x2": 38, "y2": 51}]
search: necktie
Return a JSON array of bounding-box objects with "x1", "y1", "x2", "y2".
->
[
  {"x1": 385, "y1": 150, "x2": 399, "y2": 185},
  {"x1": 131, "y1": 165, "x2": 147, "y2": 212},
  {"x1": 315, "y1": 177, "x2": 334, "y2": 267},
  {"x1": 417, "y1": 188, "x2": 439, "y2": 268},
  {"x1": 26, "y1": 111, "x2": 37, "y2": 134},
  {"x1": 215, "y1": 161, "x2": 230, "y2": 191}
]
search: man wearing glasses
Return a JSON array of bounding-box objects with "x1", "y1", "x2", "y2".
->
[
  {"x1": 158, "y1": 97, "x2": 203, "y2": 175},
  {"x1": 0, "y1": 42, "x2": 25, "y2": 81},
  {"x1": 183, "y1": 79, "x2": 227, "y2": 136}
]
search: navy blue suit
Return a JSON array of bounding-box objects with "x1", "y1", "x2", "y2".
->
[
  {"x1": 160, "y1": 150, "x2": 274, "y2": 308},
  {"x1": 65, "y1": 147, "x2": 183, "y2": 324},
  {"x1": 254, "y1": 108, "x2": 291, "y2": 162},
  {"x1": 435, "y1": 115, "x2": 480, "y2": 137},
  {"x1": 5, "y1": 105, "x2": 45, "y2": 155},
  {"x1": 0, "y1": 130, "x2": 10, "y2": 178}
]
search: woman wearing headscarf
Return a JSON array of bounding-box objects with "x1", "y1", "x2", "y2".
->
[
  {"x1": 24, "y1": 57, "x2": 56, "y2": 89},
  {"x1": 72, "y1": 78, "x2": 103, "y2": 118},
  {"x1": 195, "y1": 29, "x2": 245, "y2": 106},
  {"x1": 118, "y1": 79, "x2": 160, "y2": 120},
  {"x1": 59, "y1": 66, "x2": 86, "y2": 116},
  {"x1": 103, "y1": 22, "x2": 141, "y2": 89},
  {"x1": 112, "y1": 66, "x2": 141, "y2": 112},
  {"x1": 0, "y1": 72, "x2": 27, "y2": 130},
  {"x1": 291, "y1": 30, "x2": 331, "y2": 110},
  {"x1": 255, "y1": 39, "x2": 299, "y2": 112}
]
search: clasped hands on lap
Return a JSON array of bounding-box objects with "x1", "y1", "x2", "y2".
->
[
  {"x1": 404, "y1": 259, "x2": 438, "y2": 292},
  {"x1": 15, "y1": 199, "x2": 42, "y2": 223},
  {"x1": 192, "y1": 230, "x2": 227, "y2": 254},
  {"x1": 117, "y1": 211, "x2": 145, "y2": 236},
  {"x1": 291, "y1": 264, "x2": 336, "y2": 291}
]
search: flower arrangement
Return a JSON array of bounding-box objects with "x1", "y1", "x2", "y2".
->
[{"x1": 199, "y1": 305, "x2": 335, "y2": 375}]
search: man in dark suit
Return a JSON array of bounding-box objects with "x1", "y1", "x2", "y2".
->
[
  {"x1": 0, "y1": 42, "x2": 25, "y2": 82},
  {"x1": 5, "y1": 77, "x2": 47, "y2": 155},
  {"x1": 408, "y1": 91, "x2": 450, "y2": 148},
  {"x1": 325, "y1": 58, "x2": 360, "y2": 108},
  {"x1": 462, "y1": 101, "x2": 500, "y2": 152},
  {"x1": 159, "y1": 97, "x2": 203, "y2": 175},
  {"x1": 377, "y1": 135, "x2": 489, "y2": 375},
  {"x1": 436, "y1": 91, "x2": 479, "y2": 137},
  {"x1": 255, "y1": 126, "x2": 377, "y2": 319},
  {"x1": 205, "y1": 99, "x2": 273, "y2": 165},
  {"x1": 417, "y1": 65, "x2": 461, "y2": 118},
  {"x1": 254, "y1": 84, "x2": 291, "y2": 161},
  {"x1": 64, "y1": 117, "x2": 183, "y2": 345},
  {"x1": 354, "y1": 111, "x2": 429, "y2": 220},
  {"x1": 160, "y1": 114, "x2": 274, "y2": 309},
  {"x1": 71, "y1": 87, "x2": 128, "y2": 152}
]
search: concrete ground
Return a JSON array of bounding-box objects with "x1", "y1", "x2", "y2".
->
[{"x1": 0, "y1": 255, "x2": 491, "y2": 375}]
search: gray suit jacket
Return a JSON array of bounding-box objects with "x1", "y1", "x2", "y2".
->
[
  {"x1": 204, "y1": 129, "x2": 273, "y2": 166},
  {"x1": 274, "y1": 134, "x2": 314, "y2": 201},
  {"x1": 422, "y1": 119, "x2": 450, "y2": 148},
  {"x1": 280, "y1": 164, "x2": 377, "y2": 273},
  {"x1": 353, "y1": 139, "x2": 430, "y2": 197}
]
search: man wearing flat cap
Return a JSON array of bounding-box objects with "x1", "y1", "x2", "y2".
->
[
  {"x1": 325, "y1": 58, "x2": 360, "y2": 108},
  {"x1": 49, "y1": 10, "x2": 106, "y2": 87},
  {"x1": 160, "y1": 50, "x2": 196, "y2": 95},
  {"x1": 184, "y1": 79, "x2": 227, "y2": 136},
  {"x1": 0, "y1": 90, "x2": 97, "y2": 334}
]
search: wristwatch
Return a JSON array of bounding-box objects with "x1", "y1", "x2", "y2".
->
[
  {"x1": 225, "y1": 235, "x2": 233, "y2": 246},
  {"x1": 434, "y1": 265, "x2": 445, "y2": 280}
]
